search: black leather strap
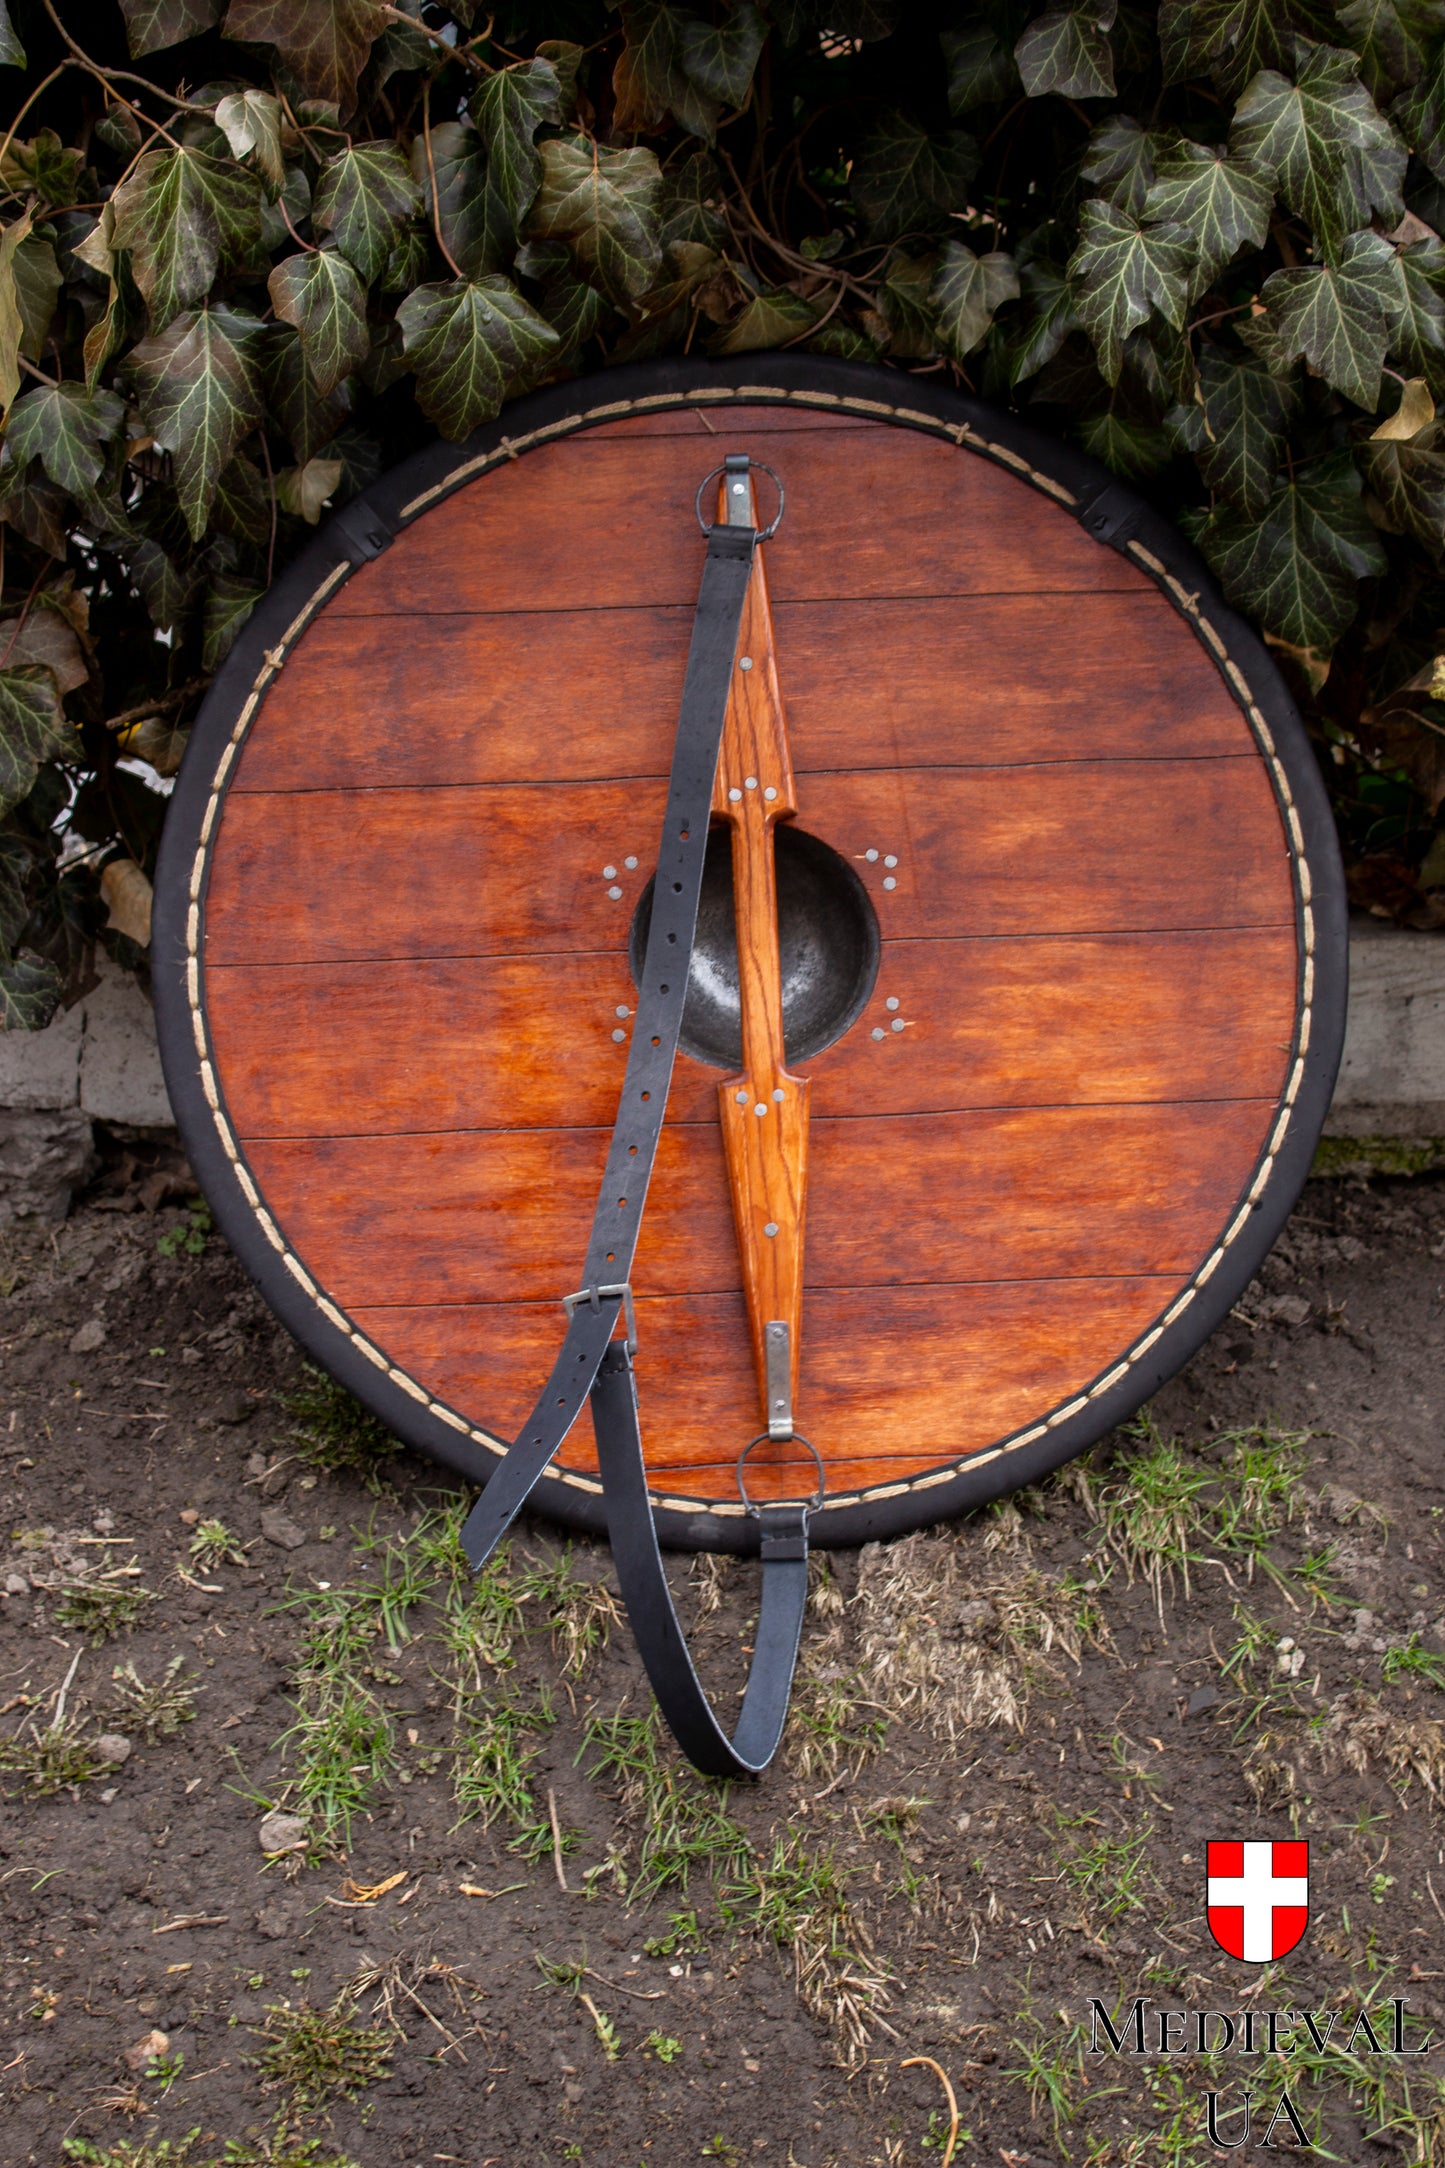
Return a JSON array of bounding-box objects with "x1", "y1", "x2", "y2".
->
[
  {"x1": 458, "y1": 519, "x2": 757, "y2": 1572},
  {"x1": 590, "y1": 1343, "x2": 809, "y2": 1778}
]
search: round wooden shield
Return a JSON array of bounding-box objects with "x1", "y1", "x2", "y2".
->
[{"x1": 154, "y1": 358, "x2": 1346, "y2": 1551}]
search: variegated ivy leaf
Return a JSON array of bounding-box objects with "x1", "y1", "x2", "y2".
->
[
  {"x1": 110, "y1": 147, "x2": 265, "y2": 331},
  {"x1": 1258, "y1": 227, "x2": 1403, "y2": 406},
  {"x1": 0, "y1": 207, "x2": 35, "y2": 420},
  {"x1": 267, "y1": 249, "x2": 369, "y2": 397},
  {"x1": 1231, "y1": 41, "x2": 1406, "y2": 249},
  {"x1": 613, "y1": 0, "x2": 721, "y2": 140},
  {"x1": 261, "y1": 322, "x2": 351, "y2": 464},
  {"x1": 0, "y1": 0, "x2": 24, "y2": 67},
  {"x1": 1359, "y1": 415, "x2": 1445, "y2": 555},
  {"x1": 529, "y1": 137, "x2": 664, "y2": 306},
  {"x1": 470, "y1": 59, "x2": 564, "y2": 242},
  {"x1": 851, "y1": 112, "x2": 979, "y2": 242},
  {"x1": 1142, "y1": 141, "x2": 1273, "y2": 292},
  {"x1": 13, "y1": 232, "x2": 62, "y2": 362},
  {"x1": 709, "y1": 287, "x2": 821, "y2": 355},
  {"x1": 215, "y1": 90, "x2": 286, "y2": 193},
  {"x1": 396, "y1": 275, "x2": 561, "y2": 440},
  {"x1": 1336, "y1": 0, "x2": 1445, "y2": 103},
  {"x1": 931, "y1": 240, "x2": 1020, "y2": 360},
  {"x1": 1082, "y1": 118, "x2": 1159, "y2": 215},
  {"x1": 414, "y1": 124, "x2": 507, "y2": 282},
  {"x1": 222, "y1": 0, "x2": 388, "y2": 117},
  {"x1": 0, "y1": 833, "x2": 29, "y2": 956},
  {"x1": 1015, "y1": 4, "x2": 1117, "y2": 100},
  {"x1": 202, "y1": 574, "x2": 264, "y2": 670},
  {"x1": 0, "y1": 666, "x2": 73, "y2": 818},
  {"x1": 1389, "y1": 237, "x2": 1445, "y2": 378},
  {"x1": 116, "y1": 0, "x2": 222, "y2": 57},
  {"x1": 943, "y1": 21, "x2": 1018, "y2": 112},
  {"x1": 3, "y1": 382, "x2": 125, "y2": 497},
  {"x1": 0, "y1": 952, "x2": 63, "y2": 1031},
  {"x1": 313, "y1": 141, "x2": 423, "y2": 284},
  {"x1": 1159, "y1": 0, "x2": 1339, "y2": 94},
  {"x1": 659, "y1": 152, "x2": 728, "y2": 252},
  {"x1": 679, "y1": 4, "x2": 766, "y2": 103},
  {"x1": 1193, "y1": 450, "x2": 1386, "y2": 646},
  {"x1": 1009, "y1": 254, "x2": 1080, "y2": 384},
  {"x1": 1391, "y1": 43, "x2": 1445, "y2": 181},
  {"x1": 128, "y1": 306, "x2": 264, "y2": 539},
  {"x1": 1194, "y1": 350, "x2": 1299, "y2": 515},
  {"x1": 879, "y1": 256, "x2": 939, "y2": 358},
  {"x1": 1067, "y1": 200, "x2": 1195, "y2": 382}
]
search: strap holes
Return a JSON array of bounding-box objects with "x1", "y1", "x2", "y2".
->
[
  {"x1": 628, "y1": 1145, "x2": 638, "y2": 1156},
  {"x1": 640, "y1": 1091, "x2": 651, "y2": 1101},
  {"x1": 672, "y1": 881, "x2": 682, "y2": 893},
  {"x1": 651, "y1": 1035, "x2": 661, "y2": 1047}
]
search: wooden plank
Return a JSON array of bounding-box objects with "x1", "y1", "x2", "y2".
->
[
  {"x1": 203, "y1": 759, "x2": 1293, "y2": 968},
  {"x1": 240, "y1": 1098, "x2": 1275, "y2": 1313},
  {"x1": 206, "y1": 927, "x2": 1296, "y2": 1140},
  {"x1": 233, "y1": 592, "x2": 1254, "y2": 796},
  {"x1": 345, "y1": 1276, "x2": 1192, "y2": 1492},
  {"x1": 332, "y1": 424, "x2": 1150, "y2": 619}
]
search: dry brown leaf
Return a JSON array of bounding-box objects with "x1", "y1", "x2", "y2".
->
[
  {"x1": 341, "y1": 1869, "x2": 406, "y2": 1904},
  {"x1": 1372, "y1": 377, "x2": 1436, "y2": 440},
  {"x1": 100, "y1": 858, "x2": 153, "y2": 947}
]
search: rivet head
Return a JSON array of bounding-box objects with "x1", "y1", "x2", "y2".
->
[
  {"x1": 865, "y1": 848, "x2": 879, "y2": 863},
  {"x1": 871, "y1": 1027, "x2": 885, "y2": 1041},
  {"x1": 764, "y1": 1222, "x2": 779, "y2": 1238},
  {"x1": 885, "y1": 996, "x2": 899, "y2": 1012},
  {"x1": 732, "y1": 481, "x2": 746, "y2": 494},
  {"x1": 616, "y1": 1005, "x2": 630, "y2": 1018},
  {"x1": 611, "y1": 1028, "x2": 626, "y2": 1043},
  {"x1": 745, "y1": 776, "x2": 758, "y2": 790},
  {"x1": 607, "y1": 884, "x2": 623, "y2": 899},
  {"x1": 763, "y1": 786, "x2": 777, "y2": 801},
  {"x1": 739, "y1": 656, "x2": 753, "y2": 670},
  {"x1": 754, "y1": 1102, "x2": 767, "y2": 1117},
  {"x1": 772, "y1": 1087, "x2": 784, "y2": 1101},
  {"x1": 883, "y1": 875, "x2": 897, "y2": 890},
  {"x1": 602, "y1": 864, "x2": 617, "y2": 878},
  {"x1": 736, "y1": 1089, "x2": 749, "y2": 1103},
  {"x1": 624, "y1": 855, "x2": 638, "y2": 870},
  {"x1": 884, "y1": 854, "x2": 898, "y2": 868},
  {"x1": 728, "y1": 787, "x2": 743, "y2": 802},
  {"x1": 891, "y1": 1017, "x2": 905, "y2": 1032}
]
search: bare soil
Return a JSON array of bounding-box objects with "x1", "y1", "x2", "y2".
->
[{"x1": 0, "y1": 1144, "x2": 1443, "y2": 2168}]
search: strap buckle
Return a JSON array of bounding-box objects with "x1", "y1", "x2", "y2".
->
[
  {"x1": 562, "y1": 1280, "x2": 638, "y2": 1356},
  {"x1": 694, "y1": 457, "x2": 785, "y2": 540},
  {"x1": 735, "y1": 1429, "x2": 825, "y2": 1517}
]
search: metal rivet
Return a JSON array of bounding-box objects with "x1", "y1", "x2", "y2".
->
[
  {"x1": 728, "y1": 787, "x2": 742, "y2": 802},
  {"x1": 884, "y1": 854, "x2": 898, "y2": 868},
  {"x1": 608, "y1": 884, "x2": 623, "y2": 899},
  {"x1": 764, "y1": 1222, "x2": 779, "y2": 1237},
  {"x1": 754, "y1": 1103, "x2": 767, "y2": 1117},
  {"x1": 883, "y1": 876, "x2": 897, "y2": 890},
  {"x1": 611, "y1": 1028, "x2": 626, "y2": 1043},
  {"x1": 772, "y1": 1088, "x2": 784, "y2": 1102},
  {"x1": 763, "y1": 786, "x2": 777, "y2": 801},
  {"x1": 871, "y1": 1027, "x2": 885, "y2": 1041},
  {"x1": 885, "y1": 996, "x2": 899, "y2": 1011},
  {"x1": 865, "y1": 849, "x2": 879, "y2": 862},
  {"x1": 624, "y1": 855, "x2": 638, "y2": 870},
  {"x1": 736, "y1": 1089, "x2": 749, "y2": 1104},
  {"x1": 602, "y1": 864, "x2": 617, "y2": 878},
  {"x1": 732, "y1": 481, "x2": 746, "y2": 494},
  {"x1": 891, "y1": 1018, "x2": 905, "y2": 1032},
  {"x1": 739, "y1": 656, "x2": 753, "y2": 670},
  {"x1": 616, "y1": 1005, "x2": 630, "y2": 1018},
  {"x1": 745, "y1": 776, "x2": 758, "y2": 790}
]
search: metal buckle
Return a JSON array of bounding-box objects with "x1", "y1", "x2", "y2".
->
[
  {"x1": 561, "y1": 1281, "x2": 638, "y2": 1356},
  {"x1": 693, "y1": 458, "x2": 785, "y2": 540},
  {"x1": 735, "y1": 1430, "x2": 825, "y2": 1516}
]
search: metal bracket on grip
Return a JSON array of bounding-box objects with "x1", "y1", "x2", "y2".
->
[
  {"x1": 694, "y1": 458, "x2": 785, "y2": 539},
  {"x1": 562, "y1": 1281, "x2": 638, "y2": 1356}
]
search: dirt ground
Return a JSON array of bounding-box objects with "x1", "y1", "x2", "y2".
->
[{"x1": 0, "y1": 1139, "x2": 1443, "y2": 2168}]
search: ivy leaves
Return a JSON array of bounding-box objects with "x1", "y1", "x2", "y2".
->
[
  {"x1": 1231, "y1": 40, "x2": 1406, "y2": 244},
  {"x1": 397, "y1": 277, "x2": 560, "y2": 437},
  {"x1": 268, "y1": 251, "x2": 369, "y2": 396},
  {"x1": 1016, "y1": 3, "x2": 1118, "y2": 99},
  {"x1": 1195, "y1": 452, "x2": 1387, "y2": 646},
  {"x1": 314, "y1": 143, "x2": 422, "y2": 282},
  {"x1": 110, "y1": 148, "x2": 264, "y2": 331},
  {"x1": 1068, "y1": 202, "x2": 1194, "y2": 380},
  {"x1": 530, "y1": 137, "x2": 664, "y2": 304},
  {"x1": 129, "y1": 307, "x2": 264, "y2": 538}
]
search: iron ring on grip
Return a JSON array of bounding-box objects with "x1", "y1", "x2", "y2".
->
[
  {"x1": 735, "y1": 1430, "x2": 826, "y2": 1516},
  {"x1": 694, "y1": 459, "x2": 785, "y2": 540}
]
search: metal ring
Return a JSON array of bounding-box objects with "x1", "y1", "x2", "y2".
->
[
  {"x1": 735, "y1": 1430, "x2": 825, "y2": 1515},
  {"x1": 694, "y1": 460, "x2": 785, "y2": 541}
]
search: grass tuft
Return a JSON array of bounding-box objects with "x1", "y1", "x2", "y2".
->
[
  {"x1": 284, "y1": 1365, "x2": 395, "y2": 1484},
  {"x1": 55, "y1": 1578, "x2": 156, "y2": 1641},
  {"x1": 0, "y1": 1716, "x2": 110, "y2": 1793},
  {"x1": 110, "y1": 1655, "x2": 200, "y2": 1739},
  {"x1": 581, "y1": 1704, "x2": 751, "y2": 1901},
  {"x1": 719, "y1": 1833, "x2": 891, "y2": 2060},
  {"x1": 251, "y1": 1999, "x2": 392, "y2": 2111}
]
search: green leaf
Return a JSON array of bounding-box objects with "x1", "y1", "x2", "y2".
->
[
  {"x1": 0, "y1": 131, "x2": 82, "y2": 207},
  {"x1": 1390, "y1": 42, "x2": 1445, "y2": 179},
  {"x1": 122, "y1": 537, "x2": 195, "y2": 634},
  {"x1": 1359, "y1": 415, "x2": 1445, "y2": 552},
  {"x1": 1231, "y1": 41, "x2": 1406, "y2": 248},
  {"x1": 396, "y1": 275, "x2": 561, "y2": 439},
  {"x1": 1067, "y1": 199, "x2": 1194, "y2": 382},
  {"x1": 1336, "y1": 0, "x2": 1445, "y2": 102},
  {"x1": 116, "y1": 0, "x2": 222, "y2": 56},
  {"x1": 851, "y1": 112, "x2": 979, "y2": 242},
  {"x1": 931, "y1": 240, "x2": 1020, "y2": 359},
  {"x1": 878, "y1": 254, "x2": 939, "y2": 357},
  {"x1": 4, "y1": 383, "x2": 125, "y2": 496},
  {"x1": 215, "y1": 89, "x2": 286, "y2": 192},
  {"x1": 313, "y1": 141, "x2": 423, "y2": 283},
  {"x1": 1193, "y1": 450, "x2": 1387, "y2": 645},
  {"x1": 0, "y1": 208, "x2": 33, "y2": 421},
  {"x1": 1082, "y1": 118, "x2": 1158, "y2": 215},
  {"x1": 1159, "y1": 0, "x2": 1339, "y2": 92},
  {"x1": 613, "y1": 1, "x2": 720, "y2": 139},
  {"x1": 202, "y1": 574, "x2": 263, "y2": 669},
  {"x1": 221, "y1": 0, "x2": 389, "y2": 116},
  {"x1": 268, "y1": 248, "x2": 370, "y2": 395},
  {"x1": 528, "y1": 137, "x2": 664, "y2": 306},
  {"x1": 211, "y1": 451, "x2": 272, "y2": 546},
  {"x1": 0, "y1": 0, "x2": 25, "y2": 67},
  {"x1": 415, "y1": 123, "x2": 506, "y2": 281},
  {"x1": 537, "y1": 39, "x2": 585, "y2": 122},
  {"x1": 0, "y1": 833, "x2": 29, "y2": 956},
  {"x1": 1076, "y1": 402, "x2": 1174, "y2": 476},
  {"x1": 1009, "y1": 253, "x2": 1080, "y2": 383},
  {"x1": 1389, "y1": 236, "x2": 1445, "y2": 374},
  {"x1": 470, "y1": 58, "x2": 563, "y2": 240},
  {"x1": 1015, "y1": 5, "x2": 1117, "y2": 99},
  {"x1": 709, "y1": 287, "x2": 822, "y2": 354},
  {"x1": 129, "y1": 306, "x2": 264, "y2": 540},
  {"x1": 659, "y1": 153, "x2": 728, "y2": 251},
  {"x1": 13, "y1": 234, "x2": 62, "y2": 361},
  {"x1": 110, "y1": 147, "x2": 265, "y2": 331},
  {"x1": 1142, "y1": 142, "x2": 1272, "y2": 291},
  {"x1": 0, "y1": 667, "x2": 73, "y2": 817},
  {"x1": 679, "y1": 3, "x2": 766, "y2": 103},
  {"x1": 1258, "y1": 227, "x2": 1402, "y2": 404},
  {"x1": 943, "y1": 21, "x2": 1018, "y2": 112},
  {"x1": 0, "y1": 952, "x2": 63, "y2": 1032},
  {"x1": 1194, "y1": 350, "x2": 1299, "y2": 514},
  {"x1": 261, "y1": 322, "x2": 351, "y2": 462}
]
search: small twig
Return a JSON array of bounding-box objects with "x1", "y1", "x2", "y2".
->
[
  {"x1": 395, "y1": 1975, "x2": 468, "y2": 2062},
  {"x1": 0, "y1": 60, "x2": 78, "y2": 179},
  {"x1": 1428, "y1": 1870, "x2": 1445, "y2": 1930},
  {"x1": 39, "y1": 0, "x2": 207, "y2": 116},
  {"x1": 378, "y1": 3, "x2": 489, "y2": 72},
  {"x1": 546, "y1": 1786, "x2": 569, "y2": 1892},
  {"x1": 902, "y1": 2055, "x2": 960, "y2": 2168},
  {"x1": 423, "y1": 88, "x2": 466, "y2": 279},
  {"x1": 152, "y1": 1914, "x2": 229, "y2": 1934},
  {"x1": 583, "y1": 1966, "x2": 663, "y2": 2002},
  {"x1": 105, "y1": 677, "x2": 210, "y2": 734},
  {"x1": 51, "y1": 1645, "x2": 83, "y2": 1732}
]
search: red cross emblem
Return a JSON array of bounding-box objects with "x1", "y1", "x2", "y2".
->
[{"x1": 1206, "y1": 1840, "x2": 1309, "y2": 1962}]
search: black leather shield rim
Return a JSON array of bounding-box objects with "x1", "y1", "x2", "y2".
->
[{"x1": 152, "y1": 354, "x2": 1349, "y2": 1555}]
